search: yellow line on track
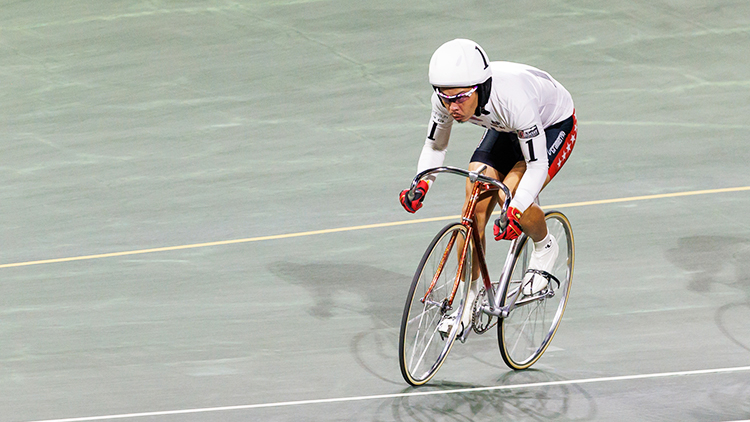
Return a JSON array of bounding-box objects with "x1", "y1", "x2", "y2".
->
[
  {"x1": 547, "y1": 185, "x2": 750, "y2": 208},
  {"x1": 1, "y1": 186, "x2": 749, "y2": 269}
]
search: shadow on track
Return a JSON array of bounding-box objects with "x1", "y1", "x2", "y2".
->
[
  {"x1": 268, "y1": 261, "x2": 409, "y2": 326},
  {"x1": 370, "y1": 370, "x2": 597, "y2": 422},
  {"x1": 666, "y1": 235, "x2": 750, "y2": 352}
]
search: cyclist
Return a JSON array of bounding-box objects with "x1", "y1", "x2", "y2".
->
[{"x1": 399, "y1": 38, "x2": 577, "y2": 335}]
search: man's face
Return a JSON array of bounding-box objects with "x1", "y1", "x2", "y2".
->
[{"x1": 438, "y1": 87, "x2": 478, "y2": 123}]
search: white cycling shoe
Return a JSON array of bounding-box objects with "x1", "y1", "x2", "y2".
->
[
  {"x1": 522, "y1": 234, "x2": 558, "y2": 296},
  {"x1": 437, "y1": 280, "x2": 479, "y2": 337},
  {"x1": 437, "y1": 314, "x2": 459, "y2": 336}
]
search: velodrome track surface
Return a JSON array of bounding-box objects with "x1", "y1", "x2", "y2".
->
[{"x1": 1, "y1": 1, "x2": 749, "y2": 421}]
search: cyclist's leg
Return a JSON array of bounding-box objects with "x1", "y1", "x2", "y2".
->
[
  {"x1": 462, "y1": 161, "x2": 502, "y2": 280},
  {"x1": 505, "y1": 112, "x2": 578, "y2": 242},
  {"x1": 462, "y1": 129, "x2": 520, "y2": 280},
  {"x1": 451, "y1": 162, "x2": 500, "y2": 335}
]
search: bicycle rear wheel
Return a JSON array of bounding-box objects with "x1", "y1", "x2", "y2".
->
[
  {"x1": 399, "y1": 222, "x2": 472, "y2": 386},
  {"x1": 498, "y1": 211, "x2": 574, "y2": 370}
]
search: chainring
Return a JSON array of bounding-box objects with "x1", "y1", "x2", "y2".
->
[{"x1": 472, "y1": 283, "x2": 498, "y2": 334}]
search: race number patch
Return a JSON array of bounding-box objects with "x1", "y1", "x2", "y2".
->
[{"x1": 517, "y1": 125, "x2": 539, "y2": 139}]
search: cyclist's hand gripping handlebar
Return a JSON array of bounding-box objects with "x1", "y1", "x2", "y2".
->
[
  {"x1": 493, "y1": 207, "x2": 522, "y2": 240},
  {"x1": 399, "y1": 180, "x2": 429, "y2": 213}
]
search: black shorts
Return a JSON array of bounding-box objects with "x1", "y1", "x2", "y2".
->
[{"x1": 470, "y1": 113, "x2": 577, "y2": 179}]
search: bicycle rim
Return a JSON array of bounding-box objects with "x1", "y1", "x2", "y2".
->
[
  {"x1": 399, "y1": 223, "x2": 472, "y2": 386},
  {"x1": 498, "y1": 211, "x2": 574, "y2": 370}
]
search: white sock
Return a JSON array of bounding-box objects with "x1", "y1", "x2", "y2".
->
[
  {"x1": 534, "y1": 233, "x2": 552, "y2": 252},
  {"x1": 465, "y1": 278, "x2": 480, "y2": 304}
]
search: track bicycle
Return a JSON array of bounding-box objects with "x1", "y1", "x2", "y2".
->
[{"x1": 398, "y1": 165, "x2": 575, "y2": 386}]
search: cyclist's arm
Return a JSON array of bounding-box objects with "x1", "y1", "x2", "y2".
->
[
  {"x1": 511, "y1": 104, "x2": 548, "y2": 212},
  {"x1": 416, "y1": 93, "x2": 453, "y2": 185}
]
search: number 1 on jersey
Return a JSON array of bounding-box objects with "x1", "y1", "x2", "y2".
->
[
  {"x1": 428, "y1": 122, "x2": 437, "y2": 141},
  {"x1": 525, "y1": 139, "x2": 537, "y2": 162}
]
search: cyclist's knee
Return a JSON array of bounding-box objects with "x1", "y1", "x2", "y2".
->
[{"x1": 519, "y1": 204, "x2": 547, "y2": 241}]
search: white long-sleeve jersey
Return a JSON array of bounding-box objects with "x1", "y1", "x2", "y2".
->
[{"x1": 418, "y1": 61, "x2": 575, "y2": 212}]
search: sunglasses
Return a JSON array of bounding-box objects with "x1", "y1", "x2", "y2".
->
[{"x1": 436, "y1": 86, "x2": 478, "y2": 104}]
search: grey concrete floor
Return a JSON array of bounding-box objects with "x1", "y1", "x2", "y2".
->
[{"x1": 1, "y1": 1, "x2": 750, "y2": 421}]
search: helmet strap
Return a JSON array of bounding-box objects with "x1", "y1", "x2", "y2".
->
[{"x1": 473, "y1": 77, "x2": 493, "y2": 116}]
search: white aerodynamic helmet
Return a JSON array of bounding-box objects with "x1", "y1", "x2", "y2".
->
[
  {"x1": 428, "y1": 38, "x2": 493, "y2": 116},
  {"x1": 428, "y1": 38, "x2": 491, "y2": 88}
]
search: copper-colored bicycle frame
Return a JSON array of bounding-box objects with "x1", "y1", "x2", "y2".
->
[{"x1": 418, "y1": 167, "x2": 510, "y2": 312}]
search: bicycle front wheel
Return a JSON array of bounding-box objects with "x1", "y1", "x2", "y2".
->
[
  {"x1": 399, "y1": 223, "x2": 472, "y2": 386},
  {"x1": 498, "y1": 211, "x2": 574, "y2": 370}
]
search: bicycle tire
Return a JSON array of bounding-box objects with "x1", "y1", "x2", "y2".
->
[
  {"x1": 497, "y1": 211, "x2": 574, "y2": 370},
  {"x1": 399, "y1": 222, "x2": 473, "y2": 386}
]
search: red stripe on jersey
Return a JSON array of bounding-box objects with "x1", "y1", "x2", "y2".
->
[{"x1": 548, "y1": 112, "x2": 578, "y2": 181}]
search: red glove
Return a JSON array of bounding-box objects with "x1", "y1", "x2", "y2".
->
[
  {"x1": 399, "y1": 180, "x2": 429, "y2": 213},
  {"x1": 494, "y1": 207, "x2": 523, "y2": 240}
]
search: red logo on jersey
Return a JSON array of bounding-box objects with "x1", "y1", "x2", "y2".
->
[{"x1": 517, "y1": 125, "x2": 539, "y2": 139}]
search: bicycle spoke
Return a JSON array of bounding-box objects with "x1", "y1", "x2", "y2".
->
[
  {"x1": 410, "y1": 300, "x2": 442, "y2": 366},
  {"x1": 411, "y1": 323, "x2": 443, "y2": 374},
  {"x1": 399, "y1": 223, "x2": 472, "y2": 385},
  {"x1": 408, "y1": 301, "x2": 432, "y2": 369}
]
